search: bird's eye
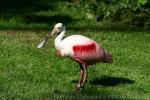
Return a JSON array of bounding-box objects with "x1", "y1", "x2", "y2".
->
[{"x1": 58, "y1": 27, "x2": 61, "y2": 29}]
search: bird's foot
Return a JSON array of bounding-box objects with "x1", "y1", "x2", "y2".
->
[
  {"x1": 76, "y1": 84, "x2": 80, "y2": 92},
  {"x1": 76, "y1": 84, "x2": 81, "y2": 92},
  {"x1": 75, "y1": 84, "x2": 84, "y2": 92}
]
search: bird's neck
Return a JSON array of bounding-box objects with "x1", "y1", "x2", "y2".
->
[{"x1": 54, "y1": 30, "x2": 66, "y2": 45}]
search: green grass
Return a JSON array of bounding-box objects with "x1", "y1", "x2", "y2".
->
[{"x1": 0, "y1": 30, "x2": 150, "y2": 100}]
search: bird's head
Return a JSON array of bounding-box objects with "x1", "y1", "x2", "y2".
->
[
  {"x1": 37, "y1": 23, "x2": 65, "y2": 48},
  {"x1": 50, "y1": 23, "x2": 65, "y2": 36}
]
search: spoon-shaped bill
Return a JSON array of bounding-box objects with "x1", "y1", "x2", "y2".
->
[{"x1": 37, "y1": 40, "x2": 46, "y2": 48}]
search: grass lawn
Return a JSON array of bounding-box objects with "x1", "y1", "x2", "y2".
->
[{"x1": 0, "y1": 30, "x2": 150, "y2": 100}]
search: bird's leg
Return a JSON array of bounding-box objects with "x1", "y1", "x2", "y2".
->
[
  {"x1": 71, "y1": 57, "x2": 87, "y2": 91},
  {"x1": 81, "y1": 64, "x2": 87, "y2": 88},
  {"x1": 76, "y1": 63, "x2": 88, "y2": 91},
  {"x1": 76, "y1": 63, "x2": 84, "y2": 91}
]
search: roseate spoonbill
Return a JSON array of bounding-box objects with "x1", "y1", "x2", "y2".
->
[{"x1": 37, "y1": 23, "x2": 113, "y2": 91}]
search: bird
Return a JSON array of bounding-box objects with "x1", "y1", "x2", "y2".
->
[{"x1": 37, "y1": 23, "x2": 113, "y2": 91}]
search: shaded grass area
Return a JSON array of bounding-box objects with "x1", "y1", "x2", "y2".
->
[
  {"x1": 0, "y1": 0, "x2": 72, "y2": 30},
  {"x1": 0, "y1": 30, "x2": 150, "y2": 100}
]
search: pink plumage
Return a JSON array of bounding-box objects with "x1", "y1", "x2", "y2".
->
[
  {"x1": 73, "y1": 43, "x2": 96, "y2": 56},
  {"x1": 72, "y1": 42, "x2": 111, "y2": 65}
]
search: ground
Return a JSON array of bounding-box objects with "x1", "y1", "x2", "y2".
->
[{"x1": 0, "y1": 30, "x2": 150, "y2": 100}]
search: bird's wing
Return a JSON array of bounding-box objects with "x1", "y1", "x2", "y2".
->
[
  {"x1": 59, "y1": 35, "x2": 101, "y2": 57},
  {"x1": 72, "y1": 42, "x2": 102, "y2": 59}
]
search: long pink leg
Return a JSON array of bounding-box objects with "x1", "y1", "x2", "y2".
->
[
  {"x1": 76, "y1": 63, "x2": 84, "y2": 91},
  {"x1": 81, "y1": 63, "x2": 87, "y2": 88},
  {"x1": 71, "y1": 57, "x2": 88, "y2": 91}
]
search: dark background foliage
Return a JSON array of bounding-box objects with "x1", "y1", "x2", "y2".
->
[{"x1": 0, "y1": 0, "x2": 150, "y2": 30}]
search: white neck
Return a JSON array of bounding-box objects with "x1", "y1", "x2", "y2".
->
[{"x1": 54, "y1": 30, "x2": 66, "y2": 46}]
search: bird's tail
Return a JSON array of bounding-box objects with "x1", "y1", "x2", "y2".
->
[
  {"x1": 106, "y1": 53, "x2": 113, "y2": 63},
  {"x1": 102, "y1": 49, "x2": 113, "y2": 63}
]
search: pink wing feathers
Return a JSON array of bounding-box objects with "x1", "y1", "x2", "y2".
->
[
  {"x1": 72, "y1": 42, "x2": 105, "y2": 62},
  {"x1": 73, "y1": 43, "x2": 96, "y2": 55}
]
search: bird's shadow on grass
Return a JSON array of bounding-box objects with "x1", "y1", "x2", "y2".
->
[
  {"x1": 51, "y1": 76, "x2": 135, "y2": 100},
  {"x1": 90, "y1": 76, "x2": 134, "y2": 87},
  {"x1": 72, "y1": 76, "x2": 134, "y2": 87}
]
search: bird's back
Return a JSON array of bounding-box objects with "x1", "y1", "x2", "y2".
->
[{"x1": 61, "y1": 35, "x2": 96, "y2": 45}]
